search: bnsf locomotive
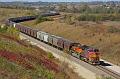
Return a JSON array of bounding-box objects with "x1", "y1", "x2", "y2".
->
[{"x1": 5, "y1": 13, "x2": 100, "y2": 65}]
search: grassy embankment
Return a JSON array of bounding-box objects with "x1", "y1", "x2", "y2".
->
[
  {"x1": 0, "y1": 8, "x2": 35, "y2": 25},
  {"x1": 0, "y1": 25, "x2": 83, "y2": 79},
  {"x1": 0, "y1": 8, "x2": 82, "y2": 79}
]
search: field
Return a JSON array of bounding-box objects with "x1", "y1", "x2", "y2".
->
[
  {"x1": 0, "y1": 8, "x2": 82, "y2": 79},
  {"x1": 21, "y1": 14, "x2": 120, "y2": 66},
  {"x1": 0, "y1": 8, "x2": 35, "y2": 25}
]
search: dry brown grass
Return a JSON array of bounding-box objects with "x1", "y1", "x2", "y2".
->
[
  {"x1": 0, "y1": 8, "x2": 33, "y2": 24},
  {"x1": 22, "y1": 19, "x2": 120, "y2": 66}
]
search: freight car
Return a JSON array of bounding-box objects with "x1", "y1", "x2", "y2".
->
[
  {"x1": 41, "y1": 12, "x2": 60, "y2": 17},
  {"x1": 15, "y1": 23, "x2": 39, "y2": 38},
  {"x1": 9, "y1": 16, "x2": 37, "y2": 23},
  {"x1": 6, "y1": 13, "x2": 100, "y2": 65}
]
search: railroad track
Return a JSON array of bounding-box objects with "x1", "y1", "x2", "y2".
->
[
  {"x1": 6, "y1": 14, "x2": 120, "y2": 79},
  {"x1": 96, "y1": 65, "x2": 120, "y2": 79},
  {"x1": 20, "y1": 33, "x2": 120, "y2": 79}
]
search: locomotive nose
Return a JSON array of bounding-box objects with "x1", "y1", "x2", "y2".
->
[{"x1": 93, "y1": 61, "x2": 100, "y2": 65}]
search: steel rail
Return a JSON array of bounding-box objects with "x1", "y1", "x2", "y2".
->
[{"x1": 96, "y1": 65, "x2": 120, "y2": 79}]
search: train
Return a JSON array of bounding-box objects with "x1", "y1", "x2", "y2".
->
[{"x1": 5, "y1": 13, "x2": 100, "y2": 65}]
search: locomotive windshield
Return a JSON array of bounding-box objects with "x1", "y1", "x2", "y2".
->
[
  {"x1": 94, "y1": 49, "x2": 99, "y2": 52},
  {"x1": 88, "y1": 49, "x2": 99, "y2": 52}
]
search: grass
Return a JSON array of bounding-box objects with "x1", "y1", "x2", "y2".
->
[
  {"x1": 36, "y1": 15, "x2": 54, "y2": 24},
  {"x1": 96, "y1": 76, "x2": 113, "y2": 79},
  {"x1": 0, "y1": 28, "x2": 112, "y2": 78},
  {"x1": 47, "y1": 52, "x2": 54, "y2": 59},
  {"x1": 0, "y1": 57, "x2": 30, "y2": 79},
  {"x1": 0, "y1": 56, "x2": 54, "y2": 79},
  {"x1": 0, "y1": 29, "x2": 54, "y2": 79},
  {"x1": 0, "y1": 8, "x2": 35, "y2": 25},
  {"x1": 21, "y1": 15, "x2": 120, "y2": 66},
  {"x1": 0, "y1": 24, "x2": 82, "y2": 79}
]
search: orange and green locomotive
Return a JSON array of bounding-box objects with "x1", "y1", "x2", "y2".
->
[{"x1": 69, "y1": 43, "x2": 100, "y2": 65}]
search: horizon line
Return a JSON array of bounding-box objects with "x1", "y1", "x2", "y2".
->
[{"x1": 0, "y1": 0, "x2": 120, "y2": 3}]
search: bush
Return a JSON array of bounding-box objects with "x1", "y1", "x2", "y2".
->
[
  {"x1": 47, "y1": 52, "x2": 54, "y2": 59},
  {"x1": 62, "y1": 15, "x2": 75, "y2": 25},
  {"x1": 0, "y1": 25, "x2": 8, "y2": 33},
  {"x1": 36, "y1": 16, "x2": 53, "y2": 24},
  {"x1": 0, "y1": 25, "x2": 20, "y2": 39},
  {"x1": 6, "y1": 26, "x2": 19, "y2": 39},
  {"x1": 77, "y1": 14, "x2": 101, "y2": 22}
]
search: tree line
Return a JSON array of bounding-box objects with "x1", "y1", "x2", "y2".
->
[
  {"x1": 58, "y1": 4, "x2": 120, "y2": 21},
  {"x1": 0, "y1": 5, "x2": 35, "y2": 10},
  {"x1": 58, "y1": 4, "x2": 120, "y2": 14},
  {"x1": 77, "y1": 14, "x2": 120, "y2": 21}
]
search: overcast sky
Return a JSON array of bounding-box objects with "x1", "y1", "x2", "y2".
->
[{"x1": 0, "y1": 0, "x2": 120, "y2": 2}]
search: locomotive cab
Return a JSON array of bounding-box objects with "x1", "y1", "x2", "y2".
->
[{"x1": 88, "y1": 49, "x2": 100, "y2": 65}]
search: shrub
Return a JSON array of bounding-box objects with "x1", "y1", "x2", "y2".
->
[
  {"x1": 77, "y1": 14, "x2": 101, "y2": 22},
  {"x1": 36, "y1": 16, "x2": 53, "y2": 24},
  {"x1": 0, "y1": 25, "x2": 8, "y2": 33},
  {"x1": 6, "y1": 26, "x2": 19, "y2": 39},
  {"x1": 0, "y1": 26, "x2": 19, "y2": 39},
  {"x1": 47, "y1": 52, "x2": 54, "y2": 59}
]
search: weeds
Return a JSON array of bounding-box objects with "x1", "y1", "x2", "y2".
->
[
  {"x1": 108, "y1": 26, "x2": 120, "y2": 33},
  {"x1": 47, "y1": 52, "x2": 54, "y2": 59}
]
